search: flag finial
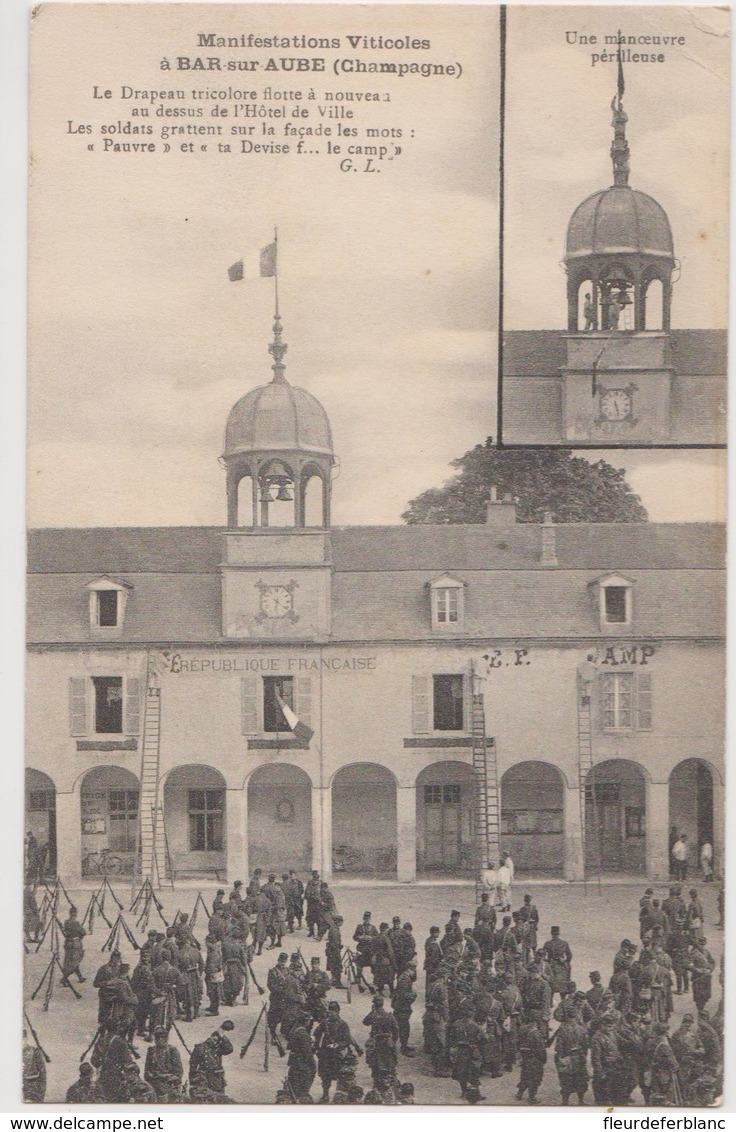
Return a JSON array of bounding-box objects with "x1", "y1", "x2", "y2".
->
[{"x1": 610, "y1": 36, "x2": 630, "y2": 186}]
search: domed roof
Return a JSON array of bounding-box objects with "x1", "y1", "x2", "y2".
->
[
  {"x1": 566, "y1": 185, "x2": 674, "y2": 262},
  {"x1": 223, "y1": 378, "x2": 334, "y2": 460}
]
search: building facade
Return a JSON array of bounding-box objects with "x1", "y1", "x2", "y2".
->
[{"x1": 26, "y1": 316, "x2": 725, "y2": 887}]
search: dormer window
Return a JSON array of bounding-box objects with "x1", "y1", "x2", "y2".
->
[
  {"x1": 87, "y1": 576, "x2": 132, "y2": 634},
  {"x1": 429, "y1": 573, "x2": 466, "y2": 631},
  {"x1": 593, "y1": 573, "x2": 633, "y2": 629},
  {"x1": 96, "y1": 590, "x2": 119, "y2": 627}
]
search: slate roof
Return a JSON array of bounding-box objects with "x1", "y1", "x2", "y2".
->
[
  {"x1": 503, "y1": 329, "x2": 727, "y2": 377},
  {"x1": 27, "y1": 523, "x2": 725, "y2": 645}
]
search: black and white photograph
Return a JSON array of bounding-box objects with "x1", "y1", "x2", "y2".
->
[{"x1": 16, "y1": 0, "x2": 728, "y2": 1115}]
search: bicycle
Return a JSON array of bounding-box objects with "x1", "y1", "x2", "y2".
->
[{"x1": 82, "y1": 848, "x2": 123, "y2": 875}]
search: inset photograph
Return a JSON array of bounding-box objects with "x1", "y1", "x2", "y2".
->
[{"x1": 501, "y1": 6, "x2": 728, "y2": 446}]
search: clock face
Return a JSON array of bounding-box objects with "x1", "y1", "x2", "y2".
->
[
  {"x1": 600, "y1": 388, "x2": 633, "y2": 422},
  {"x1": 259, "y1": 585, "x2": 293, "y2": 618}
]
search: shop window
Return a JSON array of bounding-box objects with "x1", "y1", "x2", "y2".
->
[
  {"x1": 433, "y1": 674, "x2": 465, "y2": 731},
  {"x1": 424, "y1": 785, "x2": 462, "y2": 805},
  {"x1": 93, "y1": 676, "x2": 123, "y2": 734},
  {"x1": 28, "y1": 790, "x2": 55, "y2": 812},
  {"x1": 188, "y1": 789, "x2": 224, "y2": 851},
  {"x1": 108, "y1": 790, "x2": 139, "y2": 851},
  {"x1": 263, "y1": 676, "x2": 295, "y2": 733}
]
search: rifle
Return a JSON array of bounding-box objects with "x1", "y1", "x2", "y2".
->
[
  {"x1": 240, "y1": 1002, "x2": 267, "y2": 1059},
  {"x1": 296, "y1": 947, "x2": 309, "y2": 973},
  {"x1": 346, "y1": 948, "x2": 375, "y2": 994},
  {"x1": 79, "y1": 1026, "x2": 102, "y2": 1063},
  {"x1": 23, "y1": 1010, "x2": 51, "y2": 1065},
  {"x1": 169, "y1": 1016, "x2": 193, "y2": 1057},
  {"x1": 247, "y1": 960, "x2": 265, "y2": 995},
  {"x1": 269, "y1": 1023, "x2": 286, "y2": 1058},
  {"x1": 350, "y1": 1034, "x2": 364, "y2": 1057}
]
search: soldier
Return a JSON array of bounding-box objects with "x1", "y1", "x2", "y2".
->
[
  {"x1": 670, "y1": 1013, "x2": 705, "y2": 1101},
  {"x1": 151, "y1": 953, "x2": 179, "y2": 1032},
  {"x1": 666, "y1": 911, "x2": 690, "y2": 995},
  {"x1": 649, "y1": 1022, "x2": 682, "y2": 1106},
  {"x1": 662, "y1": 885, "x2": 686, "y2": 927},
  {"x1": 499, "y1": 969, "x2": 523, "y2": 1071},
  {"x1": 493, "y1": 915, "x2": 519, "y2": 962},
  {"x1": 516, "y1": 1017, "x2": 547, "y2": 1104},
  {"x1": 93, "y1": 950, "x2": 123, "y2": 1030},
  {"x1": 212, "y1": 888, "x2": 226, "y2": 916},
  {"x1": 325, "y1": 914, "x2": 344, "y2": 988},
  {"x1": 461, "y1": 927, "x2": 481, "y2": 968},
  {"x1": 687, "y1": 935, "x2": 715, "y2": 1014},
  {"x1": 542, "y1": 926, "x2": 572, "y2": 1002},
  {"x1": 243, "y1": 887, "x2": 267, "y2": 956},
  {"x1": 189, "y1": 1019, "x2": 235, "y2": 1102},
  {"x1": 228, "y1": 879, "x2": 244, "y2": 905},
  {"x1": 473, "y1": 894, "x2": 496, "y2": 962},
  {"x1": 423, "y1": 926, "x2": 443, "y2": 992},
  {"x1": 613, "y1": 1009, "x2": 645, "y2": 1104},
  {"x1": 60, "y1": 906, "x2": 86, "y2": 987},
  {"x1": 448, "y1": 1005, "x2": 485, "y2": 1102},
  {"x1": 686, "y1": 889, "x2": 705, "y2": 933},
  {"x1": 105, "y1": 963, "x2": 139, "y2": 1044},
  {"x1": 281, "y1": 872, "x2": 299, "y2": 933},
  {"x1": 353, "y1": 911, "x2": 378, "y2": 989},
  {"x1": 554, "y1": 1002, "x2": 589, "y2": 1105},
  {"x1": 523, "y1": 961, "x2": 552, "y2": 1035},
  {"x1": 162, "y1": 926, "x2": 180, "y2": 967},
  {"x1": 144, "y1": 1025, "x2": 184, "y2": 1101},
  {"x1": 267, "y1": 951, "x2": 290, "y2": 1037},
  {"x1": 97, "y1": 1022, "x2": 137, "y2": 1103},
  {"x1": 178, "y1": 935, "x2": 205, "y2": 1021},
  {"x1": 23, "y1": 885, "x2": 41, "y2": 944},
  {"x1": 400, "y1": 923, "x2": 417, "y2": 972},
  {"x1": 289, "y1": 869, "x2": 305, "y2": 930},
  {"x1": 391, "y1": 960, "x2": 417, "y2": 1056},
  {"x1": 371, "y1": 922, "x2": 397, "y2": 995},
  {"x1": 280, "y1": 959, "x2": 308, "y2": 1040},
  {"x1": 304, "y1": 956, "x2": 332, "y2": 1027},
  {"x1": 130, "y1": 952, "x2": 155, "y2": 1039},
  {"x1": 65, "y1": 1062, "x2": 104, "y2": 1103},
  {"x1": 423, "y1": 969, "x2": 450, "y2": 1075},
  {"x1": 441, "y1": 910, "x2": 464, "y2": 959},
  {"x1": 363, "y1": 994, "x2": 400, "y2": 1090},
  {"x1": 475, "y1": 973, "x2": 504, "y2": 1078},
  {"x1": 314, "y1": 1000, "x2": 355, "y2": 1102},
  {"x1": 204, "y1": 934, "x2": 224, "y2": 1017},
  {"x1": 221, "y1": 928, "x2": 248, "y2": 1006},
  {"x1": 22, "y1": 1029, "x2": 47, "y2": 1102},
  {"x1": 262, "y1": 873, "x2": 286, "y2": 949},
  {"x1": 590, "y1": 1013, "x2": 623, "y2": 1105},
  {"x1": 304, "y1": 870, "x2": 322, "y2": 939},
  {"x1": 317, "y1": 881, "x2": 337, "y2": 940},
  {"x1": 173, "y1": 911, "x2": 197, "y2": 951},
  {"x1": 286, "y1": 1010, "x2": 317, "y2": 1101}
]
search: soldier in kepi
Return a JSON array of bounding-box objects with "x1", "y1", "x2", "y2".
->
[
  {"x1": 188, "y1": 1019, "x2": 236, "y2": 1103},
  {"x1": 314, "y1": 1000, "x2": 358, "y2": 1102},
  {"x1": 352, "y1": 911, "x2": 378, "y2": 990},
  {"x1": 60, "y1": 906, "x2": 87, "y2": 987},
  {"x1": 144, "y1": 1025, "x2": 184, "y2": 1101},
  {"x1": 325, "y1": 914, "x2": 345, "y2": 988},
  {"x1": 391, "y1": 960, "x2": 417, "y2": 1056}
]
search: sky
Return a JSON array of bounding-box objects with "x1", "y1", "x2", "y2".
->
[{"x1": 25, "y1": 3, "x2": 725, "y2": 527}]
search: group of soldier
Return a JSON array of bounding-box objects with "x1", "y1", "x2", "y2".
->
[{"x1": 23, "y1": 866, "x2": 724, "y2": 1106}]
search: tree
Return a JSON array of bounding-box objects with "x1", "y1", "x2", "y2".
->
[{"x1": 402, "y1": 439, "x2": 648, "y2": 524}]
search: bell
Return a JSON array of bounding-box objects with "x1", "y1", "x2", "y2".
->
[
  {"x1": 275, "y1": 485, "x2": 293, "y2": 502},
  {"x1": 259, "y1": 487, "x2": 273, "y2": 504}
]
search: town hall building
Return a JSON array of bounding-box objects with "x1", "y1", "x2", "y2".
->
[{"x1": 26, "y1": 309, "x2": 725, "y2": 888}]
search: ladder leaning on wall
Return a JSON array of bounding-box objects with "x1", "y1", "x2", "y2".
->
[
  {"x1": 133, "y1": 655, "x2": 173, "y2": 891},
  {"x1": 472, "y1": 690, "x2": 500, "y2": 904}
]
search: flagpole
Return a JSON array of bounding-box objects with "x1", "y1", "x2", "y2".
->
[{"x1": 274, "y1": 227, "x2": 279, "y2": 319}]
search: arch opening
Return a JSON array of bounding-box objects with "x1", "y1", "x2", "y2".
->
[
  {"x1": 302, "y1": 471, "x2": 326, "y2": 528},
  {"x1": 585, "y1": 759, "x2": 646, "y2": 875},
  {"x1": 644, "y1": 278, "x2": 664, "y2": 331},
  {"x1": 332, "y1": 763, "x2": 397, "y2": 876},
  {"x1": 577, "y1": 280, "x2": 597, "y2": 332},
  {"x1": 80, "y1": 765, "x2": 139, "y2": 878},
  {"x1": 416, "y1": 761, "x2": 474, "y2": 876},
  {"x1": 25, "y1": 769, "x2": 56, "y2": 881},
  {"x1": 258, "y1": 459, "x2": 296, "y2": 529},
  {"x1": 501, "y1": 761, "x2": 565, "y2": 876},
  {"x1": 163, "y1": 764, "x2": 227, "y2": 880},
  {"x1": 248, "y1": 764, "x2": 312, "y2": 874},
  {"x1": 669, "y1": 758, "x2": 714, "y2": 877},
  {"x1": 237, "y1": 473, "x2": 255, "y2": 527}
]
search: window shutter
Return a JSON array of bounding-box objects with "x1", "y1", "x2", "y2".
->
[
  {"x1": 412, "y1": 676, "x2": 430, "y2": 735},
  {"x1": 295, "y1": 677, "x2": 312, "y2": 727},
  {"x1": 69, "y1": 677, "x2": 87, "y2": 736},
  {"x1": 241, "y1": 676, "x2": 259, "y2": 735},
  {"x1": 636, "y1": 673, "x2": 653, "y2": 731},
  {"x1": 125, "y1": 677, "x2": 142, "y2": 734}
]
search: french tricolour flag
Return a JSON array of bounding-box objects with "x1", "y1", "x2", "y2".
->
[{"x1": 276, "y1": 693, "x2": 314, "y2": 745}]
